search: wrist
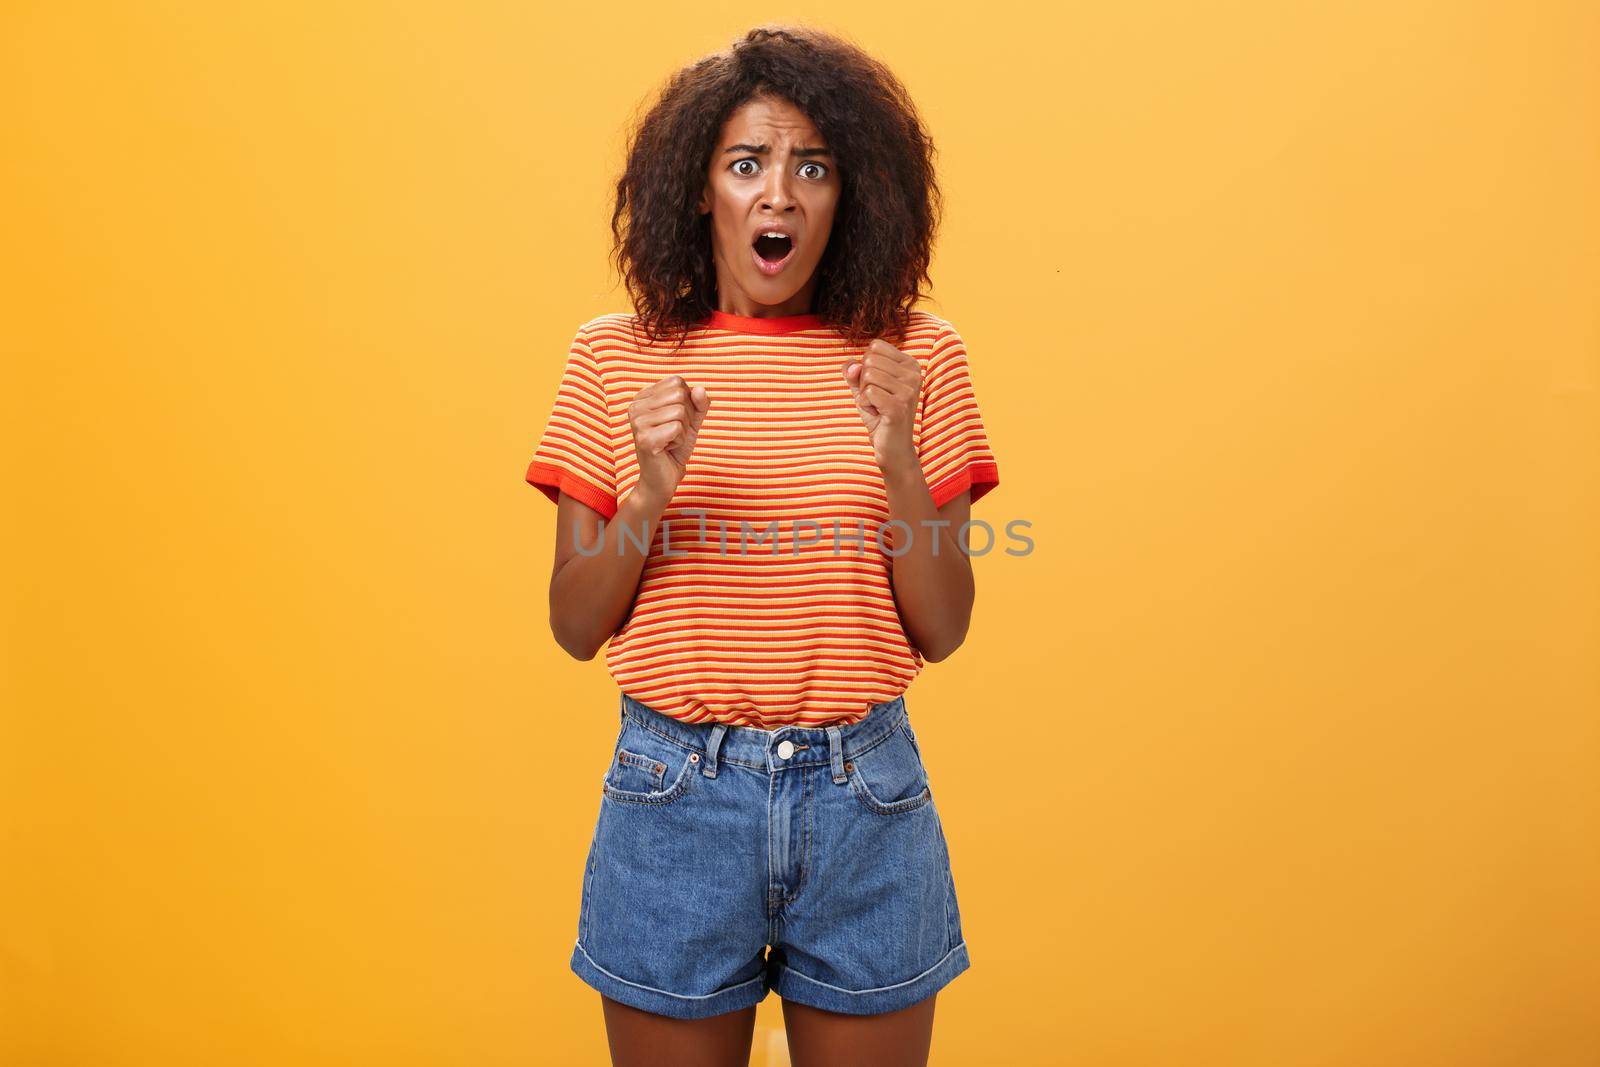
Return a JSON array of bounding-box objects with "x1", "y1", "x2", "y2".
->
[
  {"x1": 876, "y1": 441, "x2": 928, "y2": 476},
  {"x1": 621, "y1": 484, "x2": 672, "y2": 520},
  {"x1": 877, "y1": 447, "x2": 924, "y2": 485}
]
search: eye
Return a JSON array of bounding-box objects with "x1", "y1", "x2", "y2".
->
[
  {"x1": 731, "y1": 158, "x2": 759, "y2": 176},
  {"x1": 799, "y1": 161, "x2": 829, "y2": 180}
]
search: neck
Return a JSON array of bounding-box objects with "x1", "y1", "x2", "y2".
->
[{"x1": 715, "y1": 276, "x2": 817, "y2": 318}]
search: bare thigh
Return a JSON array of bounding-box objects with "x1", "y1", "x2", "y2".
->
[
  {"x1": 781, "y1": 992, "x2": 936, "y2": 1067},
  {"x1": 599, "y1": 994, "x2": 757, "y2": 1067}
]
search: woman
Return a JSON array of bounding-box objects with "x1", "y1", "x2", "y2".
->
[{"x1": 524, "y1": 25, "x2": 1000, "y2": 1067}]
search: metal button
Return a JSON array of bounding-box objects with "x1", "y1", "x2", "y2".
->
[{"x1": 777, "y1": 739, "x2": 795, "y2": 759}]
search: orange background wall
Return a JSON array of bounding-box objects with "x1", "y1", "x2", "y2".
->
[{"x1": 3, "y1": 3, "x2": 1596, "y2": 1064}]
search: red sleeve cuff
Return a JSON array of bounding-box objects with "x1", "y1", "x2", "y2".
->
[
  {"x1": 525, "y1": 459, "x2": 619, "y2": 519},
  {"x1": 927, "y1": 461, "x2": 1000, "y2": 509}
]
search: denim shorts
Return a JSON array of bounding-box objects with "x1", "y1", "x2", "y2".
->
[{"x1": 568, "y1": 690, "x2": 971, "y2": 1019}]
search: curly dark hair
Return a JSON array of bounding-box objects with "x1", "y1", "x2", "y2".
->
[{"x1": 608, "y1": 25, "x2": 942, "y2": 349}]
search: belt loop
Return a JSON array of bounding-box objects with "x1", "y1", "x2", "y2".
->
[
  {"x1": 703, "y1": 723, "x2": 728, "y2": 777},
  {"x1": 827, "y1": 724, "x2": 846, "y2": 784}
]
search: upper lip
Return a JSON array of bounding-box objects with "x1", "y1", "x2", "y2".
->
[{"x1": 750, "y1": 221, "x2": 799, "y2": 247}]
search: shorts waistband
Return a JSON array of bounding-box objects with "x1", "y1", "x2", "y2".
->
[{"x1": 618, "y1": 693, "x2": 910, "y2": 782}]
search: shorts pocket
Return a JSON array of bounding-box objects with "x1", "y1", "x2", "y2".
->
[
  {"x1": 609, "y1": 748, "x2": 667, "y2": 794},
  {"x1": 848, "y1": 718, "x2": 933, "y2": 815},
  {"x1": 601, "y1": 719, "x2": 699, "y2": 806}
]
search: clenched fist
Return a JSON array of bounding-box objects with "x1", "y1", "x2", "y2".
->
[
  {"x1": 628, "y1": 374, "x2": 711, "y2": 508},
  {"x1": 842, "y1": 339, "x2": 921, "y2": 469}
]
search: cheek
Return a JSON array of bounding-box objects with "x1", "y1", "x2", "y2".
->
[
  {"x1": 806, "y1": 210, "x2": 838, "y2": 258},
  {"x1": 813, "y1": 192, "x2": 841, "y2": 237},
  {"x1": 712, "y1": 213, "x2": 744, "y2": 257},
  {"x1": 707, "y1": 188, "x2": 755, "y2": 248}
]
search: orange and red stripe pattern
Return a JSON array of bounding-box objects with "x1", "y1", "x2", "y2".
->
[{"x1": 525, "y1": 308, "x2": 999, "y2": 728}]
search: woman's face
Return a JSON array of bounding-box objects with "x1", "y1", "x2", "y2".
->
[{"x1": 697, "y1": 95, "x2": 840, "y2": 317}]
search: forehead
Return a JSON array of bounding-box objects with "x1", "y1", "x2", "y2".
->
[{"x1": 716, "y1": 96, "x2": 824, "y2": 144}]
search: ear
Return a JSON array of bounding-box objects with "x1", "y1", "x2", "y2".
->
[{"x1": 697, "y1": 185, "x2": 710, "y2": 214}]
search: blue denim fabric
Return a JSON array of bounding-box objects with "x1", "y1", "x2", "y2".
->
[{"x1": 569, "y1": 690, "x2": 971, "y2": 1019}]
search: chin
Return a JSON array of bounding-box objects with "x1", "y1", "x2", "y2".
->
[{"x1": 749, "y1": 275, "x2": 813, "y2": 303}]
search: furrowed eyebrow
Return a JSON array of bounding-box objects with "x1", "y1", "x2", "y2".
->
[{"x1": 722, "y1": 143, "x2": 832, "y2": 157}]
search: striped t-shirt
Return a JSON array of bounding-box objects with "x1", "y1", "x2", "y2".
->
[{"x1": 524, "y1": 307, "x2": 999, "y2": 728}]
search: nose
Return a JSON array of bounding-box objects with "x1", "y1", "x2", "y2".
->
[{"x1": 760, "y1": 166, "x2": 795, "y2": 212}]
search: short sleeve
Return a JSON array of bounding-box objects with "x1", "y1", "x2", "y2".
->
[
  {"x1": 918, "y1": 321, "x2": 1001, "y2": 508},
  {"x1": 524, "y1": 321, "x2": 619, "y2": 519}
]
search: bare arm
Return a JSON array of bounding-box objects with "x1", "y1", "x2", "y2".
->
[
  {"x1": 882, "y1": 471, "x2": 974, "y2": 662},
  {"x1": 547, "y1": 374, "x2": 710, "y2": 661},
  {"x1": 548, "y1": 487, "x2": 670, "y2": 661},
  {"x1": 842, "y1": 338, "x2": 978, "y2": 663}
]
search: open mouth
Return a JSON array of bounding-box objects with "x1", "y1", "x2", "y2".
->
[{"x1": 751, "y1": 232, "x2": 796, "y2": 275}]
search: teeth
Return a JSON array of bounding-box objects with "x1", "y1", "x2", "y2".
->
[{"x1": 761, "y1": 231, "x2": 787, "y2": 239}]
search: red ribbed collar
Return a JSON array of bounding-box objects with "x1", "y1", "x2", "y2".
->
[{"x1": 700, "y1": 309, "x2": 827, "y2": 335}]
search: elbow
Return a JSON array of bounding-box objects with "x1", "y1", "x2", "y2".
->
[
  {"x1": 916, "y1": 621, "x2": 970, "y2": 664},
  {"x1": 557, "y1": 633, "x2": 602, "y2": 662},
  {"x1": 916, "y1": 580, "x2": 976, "y2": 663},
  {"x1": 562, "y1": 637, "x2": 602, "y2": 662},
  {"x1": 550, "y1": 613, "x2": 602, "y2": 662}
]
